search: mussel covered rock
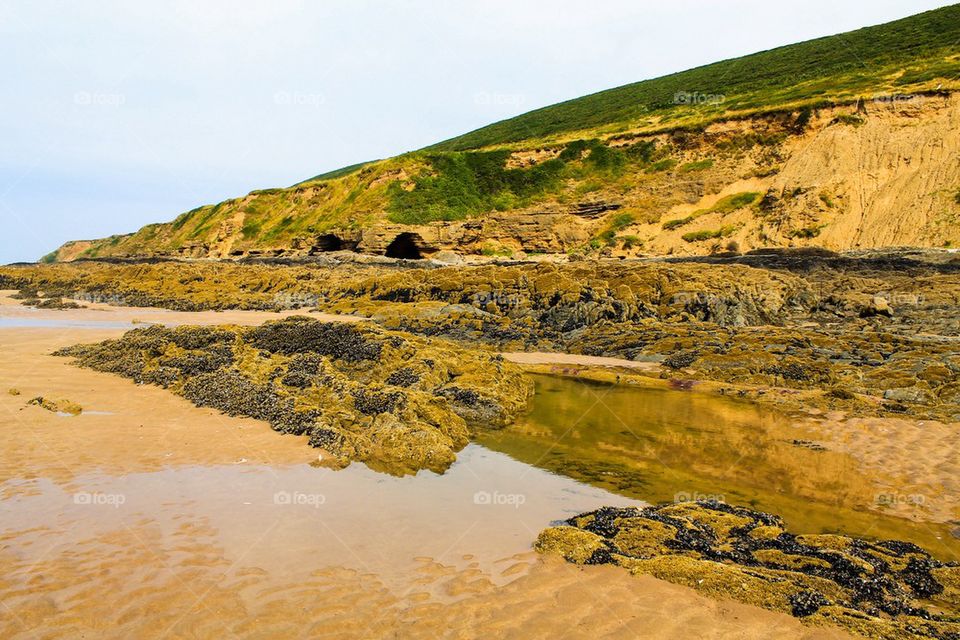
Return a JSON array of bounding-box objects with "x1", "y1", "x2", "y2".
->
[
  {"x1": 55, "y1": 317, "x2": 533, "y2": 474},
  {"x1": 537, "y1": 501, "x2": 960, "y2": 639}
]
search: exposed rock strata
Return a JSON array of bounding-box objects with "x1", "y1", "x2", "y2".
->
[{"x1": 6, "y1": 250, "x2": 960, "y2": 420}]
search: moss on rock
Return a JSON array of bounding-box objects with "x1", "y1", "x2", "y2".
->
[
  {"x1": 55, "y1": 317, "x2": 532, "y2": 474},
  {"x1": 8, "y1": 252, "x2": 960, "y2": 421},
  {"x1": 533, "y1": 525, "x2": 608, "y2": 564},
  {"x1": 27, "y1": 396, "x2": 83, "y2": 415},
  {"x1": 537, "y1": 501, "x2": 960, "y2": 639}
]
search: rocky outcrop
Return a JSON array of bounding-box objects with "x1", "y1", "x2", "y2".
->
[
  {"x1": 347, "y1": 213, "x2": 590, "y2": 257},
  {"x1": 196, "y1": 212, "x2": 590, "y2": 260},
  {"x1": 537, "y1": 501, "x2": 960, "y2": 639},
  {"x1": 8, "y1": 250, "x2": 960, "y2": 421},
  {"x1": 567, "y1": 200, "x2": 623, "y2": 219},
  {"x1": 54, "y1": 317, "x2": 533, "y2": 474}
]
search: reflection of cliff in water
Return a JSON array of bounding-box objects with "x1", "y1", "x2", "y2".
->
[{"x1": 477, "y1": 374, "x2": 953, "y2": 552}]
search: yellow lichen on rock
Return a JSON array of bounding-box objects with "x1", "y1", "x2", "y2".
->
[
  {"x1": 534, "y1": 526, "x2": 606, "y2": 564},
  {"x1": 53, "y1": 317, "x2": 532, "y2": 474},
  {"x1": 5, "y1": 250, "x2": 960, "y2": 422},
  {"x1": 27, "y1": 396, "x2": 83, "y2": 415},
  {"x1": 537, "y1": 502, "x2": 960, "y2": 640}
]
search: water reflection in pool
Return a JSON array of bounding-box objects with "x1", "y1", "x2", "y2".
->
[{"x1": 477, "y1": 375, "x2": 954, "y2": 552}]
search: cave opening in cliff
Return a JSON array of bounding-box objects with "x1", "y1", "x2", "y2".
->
[
  {"x1": 313, "y1": 234, "x2": 344, "y2": 252},
  {"x1": 385, "y1": 232, "x2": 428, "y2": 259}
]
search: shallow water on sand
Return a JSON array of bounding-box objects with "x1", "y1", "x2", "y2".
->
[
  {"x1": 0, "y1": 316, "x2": 136, "y2": 329},
  {"x1": 1, "y1": 439, "x2": 669, "y2": 638},
  {"x1": 1, "y1": 445, "x2": 642, "y2": 595},
  {"x1": 480, "y1": 375, "x2": 957, "y2": 554},
  {"x1": 2, "y1": 377, "x2": 952, "y2": 607}
]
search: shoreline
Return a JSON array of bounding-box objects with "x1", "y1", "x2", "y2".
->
[
  {"x1": 4, "y1": 294, "x2": 958, "y2": 526},
  {"x1": 1, "y1": 294, "x2": 957, "y2": 638},
  {"x1": 0, "y1": 320, "x2": 851, "y2": 639}
]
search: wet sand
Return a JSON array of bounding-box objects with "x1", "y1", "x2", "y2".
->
[
  {"x1": 0, "y1": 301, "x2": 853, "y2": 638},
  {"x1": 0, "y1": 290, "x2": 362, "y2": 327},
  {"x1": 501, "y1": 351, "x2": 660, "y2": 371},
  {"x1": 803, "y1": 413, "x2": 960, "y2": 526}
]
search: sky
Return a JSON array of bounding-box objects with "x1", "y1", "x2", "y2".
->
[{"x1": 0, "y1": 0, "x2": 954, "y2": 263}]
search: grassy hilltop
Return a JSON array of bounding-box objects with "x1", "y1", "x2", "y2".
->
[{"x1": 432, "y1": 4, "x2": 960, "y2": 150}]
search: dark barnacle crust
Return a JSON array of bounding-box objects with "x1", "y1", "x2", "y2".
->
[{"x1": 537, "y1": 500, "x2": 960, "y2": 640}]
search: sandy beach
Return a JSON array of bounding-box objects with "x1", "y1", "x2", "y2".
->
[{"x1": 0, "y1": 302, "x2": 858, "y2": 639}]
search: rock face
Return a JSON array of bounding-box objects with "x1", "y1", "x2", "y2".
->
[
  {"x1": 356, "y1": 225, "x2": 439, "y2": 257},
  {"x1": 537, "y1": 501, "x2": 960, "y2": 640},
  {"x1": 184, "y1": 212, "x2": 590, "y2": 260},
  {"x1": 6, "y1": 249, "x2": 960, "y2": 422},
  {"x1": 54, "y1": 317, "x2": 533, "y2": 475},
  {"x1": 301, "y1": 212, "x2": 589, "y2": 258}
]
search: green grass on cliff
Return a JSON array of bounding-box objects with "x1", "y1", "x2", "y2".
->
[
  {"x1": 430, "y1": 4, "x2": 960, "y2": 150},
  {"x1": 387, "y1": 138, "x2": 666, "y2": 224},
  {"x1": 295, "y1": 161, "x2": 372, "y2": 185},
  {"x1": 661, "y1": 192, "x2": 761, "y2": 231},
  {"x1": 387, "y1": 151, "x2": 565, "y2": 223}
]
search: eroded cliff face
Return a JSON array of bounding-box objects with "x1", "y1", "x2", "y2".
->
[
  {"x1": 47, "y1": 93, "x2": 960, "y2": 262},
  {"x1": 764, "y1": 93, "x2": 960, "y2": 251},
  {"x1": 607, "y1": 93, "x2": 960, "y2": 256}
]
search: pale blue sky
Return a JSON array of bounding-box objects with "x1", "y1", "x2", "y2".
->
[{"x1": 0, "y1": 0, "x2": 953, "y2": 263}]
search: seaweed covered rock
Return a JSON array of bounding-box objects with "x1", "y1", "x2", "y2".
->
[
  {"x1": 247, "y1": 318, "x2": 383, "y2": 361},
  {"x1": 55, "y1": 317, "x2": 533, "y2": 474},
  {"x1": 12, "y1": 254, "x2": 960, "y2": 421},
  {"x1": 27, "y1": 396, "x2": 83, "y2": 415},
  {"x1": 536, "y1": 501, "x2": 960, "y2": 640}
]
